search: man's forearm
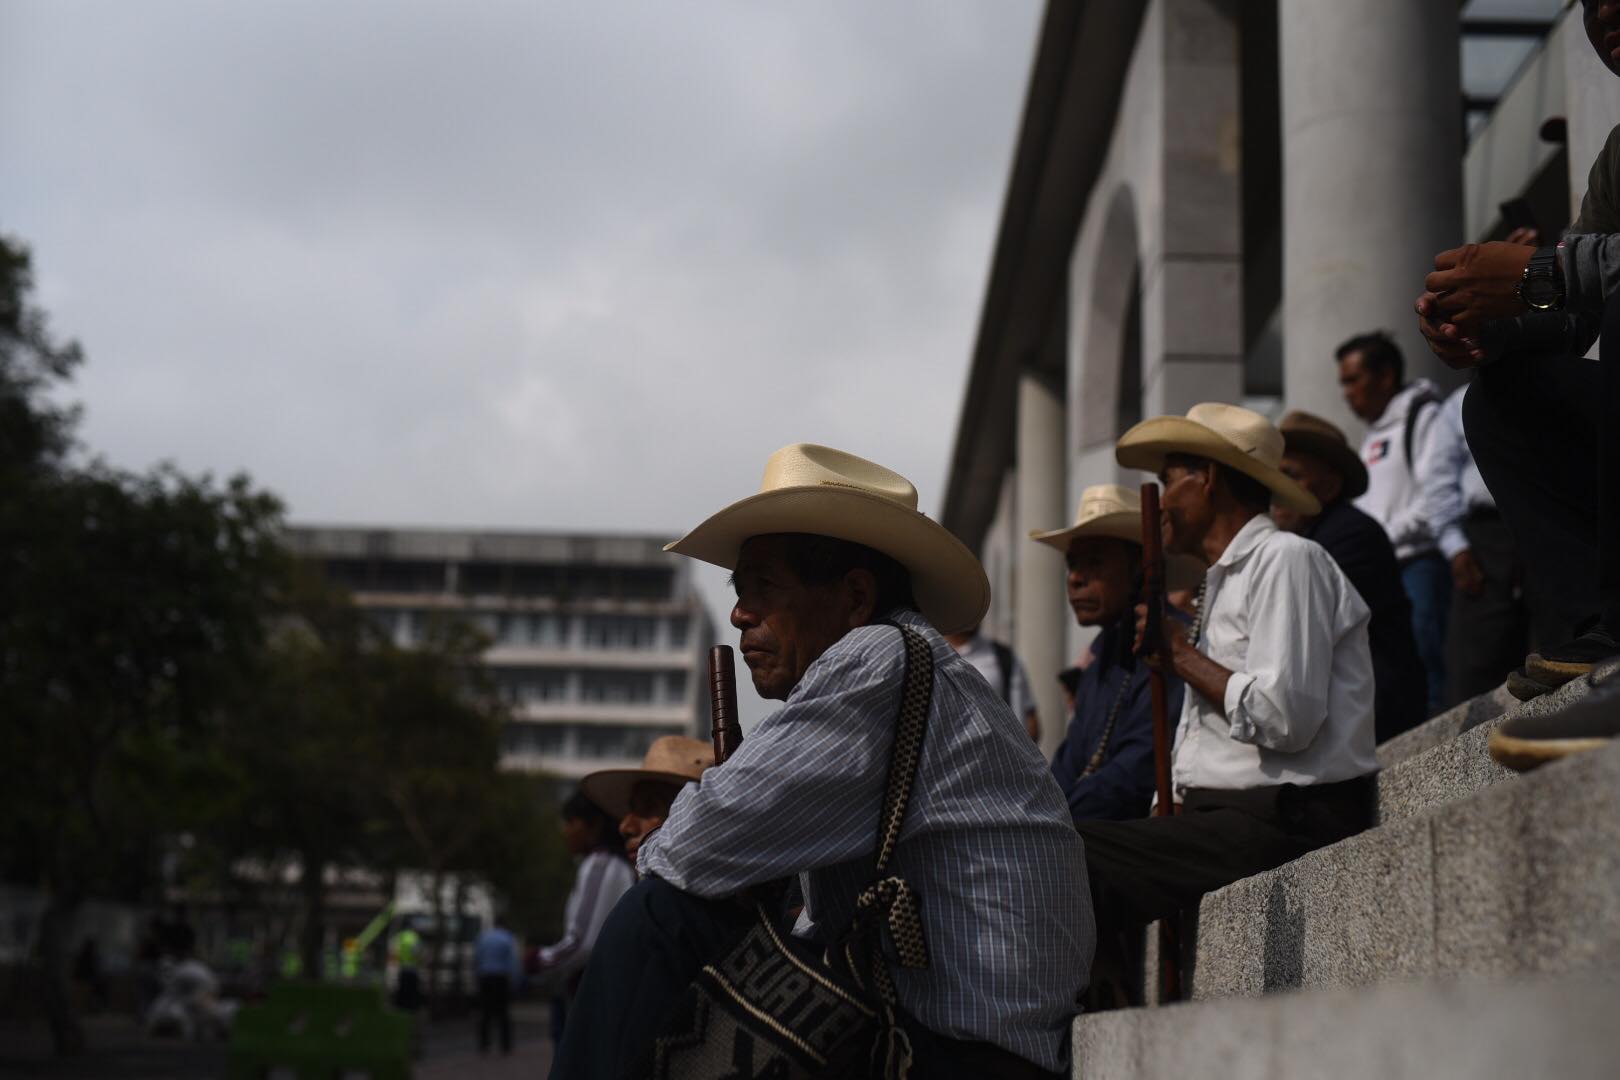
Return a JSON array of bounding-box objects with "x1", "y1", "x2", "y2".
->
[{"x1": 1169, "y1": 637, "x2": 1232, "y2": 720}]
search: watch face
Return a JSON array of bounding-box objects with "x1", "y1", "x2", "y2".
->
[{"x1": 1522, "y1": 275, "x2": 1561, "y2": 308}]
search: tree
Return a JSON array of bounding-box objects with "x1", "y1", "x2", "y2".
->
[{"x1": 0, "y1": 235, "x2": 287, "y2": 1055}]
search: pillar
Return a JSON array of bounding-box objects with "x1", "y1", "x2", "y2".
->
[{"x1": 1014, "y1": 372, "x2": 1069, "y2": 760}]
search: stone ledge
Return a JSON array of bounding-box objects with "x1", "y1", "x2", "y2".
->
[{"x1": 1074, "y1": 974, "x2": 1620, "y2": 1080}]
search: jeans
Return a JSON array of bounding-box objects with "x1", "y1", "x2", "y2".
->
[{"x1": 1401, "y1": 552, "x2": 1452, "y2": 715}]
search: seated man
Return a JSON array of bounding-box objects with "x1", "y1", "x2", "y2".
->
[
  {"x1": 1077, "y1": 405, "x2": 1378, "y2": 999},
  {"x1": 581, "y1": 735, "x2": 714, "y2": 860},
  {"x1": 1273, "y1": 410, "x2": 1427, "y2": 743},
  {"x1": 552, "y1": 444, "x2": 1091, "y2": 1080},
  {"x1": 1031, "y1": 483, "x2": 1186, "y2": 821}
]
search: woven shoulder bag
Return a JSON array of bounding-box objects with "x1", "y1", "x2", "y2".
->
[{"x1": 644, "y1": 622, "x2": 936, "y2": 1080}]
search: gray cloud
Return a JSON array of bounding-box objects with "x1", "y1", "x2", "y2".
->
[{"x1": 2, "y1": 0, "x2": 1041, "y2": 724}]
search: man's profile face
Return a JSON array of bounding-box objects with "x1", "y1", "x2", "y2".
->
[
  {"x1": 729, "y1": 535, "x2": 858, "y2": 700},
  {"x1": 1337, "y1": 350, "x2": 1396, "y2": 423},
  {"x1": 1157, "y1": 458, "x2": 1215, "y2": 558},
  {"x1": 619, "y1": 780, "x2": 682, "y2": 860},
  {"x1": 1584, "y1": 1, "x2": 1620, "y2": 79},
  {"x1": 1064, "y1": 537, "x2": 1138, "y2": 628},
  {"x1": 1274, "y1": 450, "x2": 1342, "y2": 533}
]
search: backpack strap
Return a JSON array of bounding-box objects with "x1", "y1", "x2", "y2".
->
[
  {"x1": 991, "y1": 640, "x2": 1015, "y2": 705},
  {"x1": 1402, "y1": 389, "x2": 1439, "y2": 472}
]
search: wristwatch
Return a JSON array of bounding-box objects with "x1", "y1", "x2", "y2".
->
[{"x1": 1517, "y1": 244, "x2": 1565, "y2": 311}]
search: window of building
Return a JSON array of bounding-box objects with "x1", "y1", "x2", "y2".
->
[
  {"x1": 579, "y1": 670, "x2": 656, "y2": 703},
  {"x1": 496, "y1": 668, "x2": 570, "y2": 705},
  {"x1": 582, "y1": 615, "x2": 658, "y2": 650},
  {"x1": 664, "y1": 671, "x2": 689, "y2": 703},
  {"x1": 666, "y1": 615, "x2": 690, "y2": 648}
]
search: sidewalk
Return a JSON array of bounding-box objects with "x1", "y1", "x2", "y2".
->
[{"x1": 416, "y1": 1001, "x2": 554, "y2": 1079}]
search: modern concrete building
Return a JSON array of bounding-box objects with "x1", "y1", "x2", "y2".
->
[
  {"x1": 943, "y1": 0, "x2": 1616, "y2": 760},
  {"x1": 284, "y1": 526, "x2": 716, "y2": 783}
]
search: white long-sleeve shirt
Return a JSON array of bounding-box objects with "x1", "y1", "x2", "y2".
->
[
  {"x1": 537, "y1": 849, "x2": 635, "y2": 978},
  {"x1": 1171, "y1": 514, "x2": 1379, "y2": 795},
  {"x1": 1417, "y1": 384, "x2": 1496, "y2": 562},
  {"x1": 1355, "y1": 379, "x2": 1443, "y2": 562}
]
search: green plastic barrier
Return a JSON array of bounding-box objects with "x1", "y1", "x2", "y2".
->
[{"x1": 226, "y1": 981, "x2": 412, "y2": 1080}]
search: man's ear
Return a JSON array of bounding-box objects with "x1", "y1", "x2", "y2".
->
[{"x1": 842, "y1": 567, "x2": 880, "y2": 628}]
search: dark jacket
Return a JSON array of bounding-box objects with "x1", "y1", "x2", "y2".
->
[
  {"x1": 1050, "y1": 613, "x2": 1184, "y2": 822},
  {"x1": 1303, "y1": 499, "x2": 1428, "y2": 743}
]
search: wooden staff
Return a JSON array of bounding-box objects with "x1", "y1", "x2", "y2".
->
[
  {"x1": 709, "y1": 644, "x2": 743, "y2": 764},
  {"x1": 1139, "y1": 481, "x2": 1183, "y2": 1002}
]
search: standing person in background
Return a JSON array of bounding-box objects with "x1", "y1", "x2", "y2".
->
[
  {"x1": 532, "y1": 789, "x2": 634, "y2": 1047},
  {"x1": 1336, "y1": 331, "x2": 1448, "y2": 713},
  {"x1": 390, "y1": 923, "x2": 423, "y2": 1016},
  {"x1": 1029, "y1": 483, "x2": 1186, "y2": 822},
  {"x1": 1418, "y1": 383, "x2": 1529, "y2": 704},
  {"x1": 1273, "y1": 411, "x2": 1428, "y2": 742},
  {"x1": 474, "y1": 915, "x2": 522, "y2": 1056},
  {"x1": 943, "y1": 622, "x2": 1041, "y2": 741}
]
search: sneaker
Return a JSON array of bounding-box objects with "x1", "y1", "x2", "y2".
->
[
  {"x1": 1505, "y1": 666, "x2": 1557, "y2": 702},
  {"x1": 1523, "y1": 625, "x2": 1620, "y2": 687},
  {"x1": 1488, "y1": 663, "x2": 1620, "y2": 771}
]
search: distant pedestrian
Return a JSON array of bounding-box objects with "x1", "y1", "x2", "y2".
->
[
  {"x1": 942, "y1": 622, "x2": 1042, "y2": 741},
  {"x1": 474, "y1": 917, "x2": 521, "y2": 1055},
  {"x1": 1336, "y1": 330, "x2": 1448, "y2": 713}
]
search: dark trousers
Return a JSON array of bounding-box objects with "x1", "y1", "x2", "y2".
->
[
  {"x1": 1445, "y1": 512, "x2": 1530, "y2": 705},
  {"x1": 478, "y1": 974, "x2": 512, "y2": 1054},
  {"x1": 550, "y1": 876, "x2": 1061, "y2": 1080},
  {"x1": 1401, "y1": 552, "x2": 1452, "y2": 714},
  {"x1": 1465, "y1": 295, "x2": 1620, "y2": 645},
  {"x1": 1076, "y1": 779, "x2": 1372, "y2": 1003}
]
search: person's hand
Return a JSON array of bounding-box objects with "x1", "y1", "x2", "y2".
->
[
  {"x1": 1504, "y1": 226, "x2": 1541, "y2": 247},
  {"x1": 1451, "y1": 549, "x2": 1486, "y2": 596},
  {"x1": 1424, "y1": 242, "x2": 1534, "y2": 331},
  {"x1": 1414, "y1": 291, "x2": 1485, "y2": 369},
  {"x1": 1133, "y1": 601, "x2": 1188, "y2": 668}
]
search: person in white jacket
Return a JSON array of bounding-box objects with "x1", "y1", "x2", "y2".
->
[
  {"x1": 535, "y1": 789, "x2": 634, "y2": 1045},
  {"x1": 1336, "y1": 330, "x2": 1448, "y2": 714}
]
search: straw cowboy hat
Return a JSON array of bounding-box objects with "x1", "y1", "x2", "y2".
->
[
  {"x1": 1115, "y1": 403, "x2": 1321, "y2": 515},
  {"x1": 1278, "y1": 410, "x2": 1369, "y2": 500},
  {"x1": 580, "y1": 735, "x2": 715, "y2": 821},
  {"x1": 1028, "y1": 483, "x2": 1144, "y2": 551},
  {"x1": 664, "y1": 443, "x2": 991, "y2": 633}
]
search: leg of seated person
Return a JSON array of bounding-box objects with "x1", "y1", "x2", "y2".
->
[
  {"x1": 549, "y1": 876, "x2": 753, "y2": 1080},
  {"x1": 1599, "y1": 295, "x2": 1620, "y2": 635},
  {"x1": 1464, "y1": 348, "x2": 1603, "y2": 649}
]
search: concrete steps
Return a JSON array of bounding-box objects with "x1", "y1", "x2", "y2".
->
[{"x1": 1074, "y1": 973, "x2": 1620, "y2": 1079}]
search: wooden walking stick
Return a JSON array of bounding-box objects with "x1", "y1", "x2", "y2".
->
[
  {"x1": 709, "y1": 644, "x2": 743, "y2": 764},
  {"x1": 1139, "y1": 482, "x2": 1183, "y2": 1002}
]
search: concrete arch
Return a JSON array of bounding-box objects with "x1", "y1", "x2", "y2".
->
[{"x1": 1071, "y1": 182, "x2": 1143, "y2": 461}]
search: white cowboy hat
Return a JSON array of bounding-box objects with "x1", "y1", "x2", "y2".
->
[
  {"x1": 665, "y1": 443, "x2": 991, "y2": 633},
  {"x1": 1028, "y1": 483, "x2": 1143, "y2": 550},
  {"x1": 1115, "y1": 403, "x2": 1321, "y2": 515},
  {"x1": 580, "y1": 735, "x2": 715, "y2": 821}
]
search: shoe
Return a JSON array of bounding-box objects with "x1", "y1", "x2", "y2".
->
[
  {"x1": 1488, "y1": 662, "x2": 1620, "y2": 771},
  {"x1": 1523, "y1": 625, "x2": 1620, "y2": 687},
  {"x1": 1505, "y1": 666, "x2": 1557, "y2": 702}
]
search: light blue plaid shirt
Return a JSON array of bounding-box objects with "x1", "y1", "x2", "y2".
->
[{"x1": 638, "y1": 609, "x2": 1094, "y2": 1072}]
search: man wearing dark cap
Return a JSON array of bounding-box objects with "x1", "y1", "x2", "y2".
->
[{"x1": 1274, "y1": 411, "x2": 1428, "y2": 743}]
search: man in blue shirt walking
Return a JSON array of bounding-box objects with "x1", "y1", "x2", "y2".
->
[
  {"x1": 474, "y1": 917, "x2": 521, "y2": 1055},
  {"x1": 1032, "y1": 484, "x2": 1187, "y2": 822}
]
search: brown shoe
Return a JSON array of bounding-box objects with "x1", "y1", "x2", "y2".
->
[
  {"x1": 1524, "y1": 626, "x2": 1620, "y2": 687},
  {"x1": 1489, "y1": 663, "x2": 1620, "y2": 771}
]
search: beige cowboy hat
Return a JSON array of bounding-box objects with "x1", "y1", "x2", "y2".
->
[
  {"x1": 664, "y1": 443, "x2": 991, "y2": 633},
  {"x1": 1028, "y1": 483, "x2": 1143, "y2": 550},
  {"x1": 1278, "y1": 410, "x2": 1368, "y2": 500},
  {"x1": 580, "y1": 735, "x2": 715, "y2": 821},
  {"x1": 1115, "y1": 403, "x2": 1321, "y2": 515}
]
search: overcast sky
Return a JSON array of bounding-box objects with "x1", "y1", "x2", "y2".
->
[{"x1": 2, "y1": 1, "x2": 1041, "y2": 724}]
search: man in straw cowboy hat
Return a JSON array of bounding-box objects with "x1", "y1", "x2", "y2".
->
[
  {"x1": 551, "y1": 444, "x2": 1090, "y2": 1080},
  {"x1": 580, "y1": 734, "x2": 714, "y2": 861},
  {"x1": 1031, "y1": 483, "x2": 1187, "y2": 823},
  {"x1": 1274, "y1": 410, "x2": 1427, "y2": 743},
  {"x1": 1073, "y1": 404, "x2": 1379, "y2": 1001}
]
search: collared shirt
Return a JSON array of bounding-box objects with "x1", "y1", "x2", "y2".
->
[
  {"x1": 1171, "y1": 515, "x2": 1378, "y2": 795},
  {"x1": 474, "y1": 926, "x2": 521, "y2": 981},
  {"x1": 1417, "y1": 384, "x2": 1496, "y2": 561},
  {"x1": 1355, "y1": 379, "x2": 1443, "y2": 562},
  {"x1": 638, "y1": 609, "x2": 1092, "y2": 1073},
  {"x1": 949, "y1": 631, "x2": 1036, "y2": 723},
  {"x1": 538, "y1": 849, "x2": 636, "y2": 977},
  {"x1": 1051, "y1": 615, "x2": 1183, "y2": 822}
]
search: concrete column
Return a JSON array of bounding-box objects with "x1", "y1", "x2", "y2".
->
[
  {"x1": 1280, "y1": 0, "x2": 1462, "y2": 430},
  {"x1": 1013, "y1": 372, "x2": 1069, "y2": 760}
]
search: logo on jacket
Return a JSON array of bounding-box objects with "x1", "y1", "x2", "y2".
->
[{"x1": 1366, "y1": 438, "x2": 1391, "y2": 465}]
